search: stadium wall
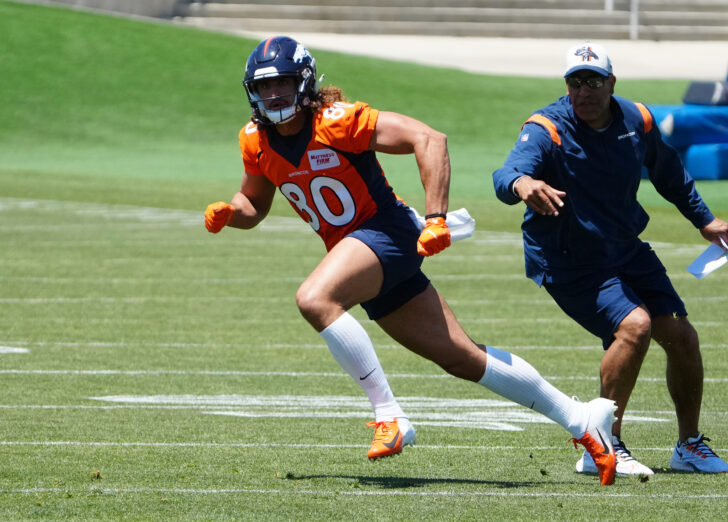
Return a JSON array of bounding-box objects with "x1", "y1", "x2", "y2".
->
[{"x1": 22, "y1": 0, "x2": 184, "y2": 18}]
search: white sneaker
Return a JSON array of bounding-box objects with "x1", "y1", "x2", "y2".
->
[
  {"x1": 576, "y1": 436, "x2": 654, "y2": 476},
  {"x1": 670, "y1": 434, "x2": 728, "y2": 473},
  {"x1": 572, "y1": 398, "x2": 617, "y2": 485}
]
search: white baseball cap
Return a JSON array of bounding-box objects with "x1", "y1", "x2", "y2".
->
[{"x1": 564, "y1": 42, "x2": 613, "y2": 78}]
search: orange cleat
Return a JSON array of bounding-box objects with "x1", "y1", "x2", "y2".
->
[
  {"x1": 366, "y1": 418, "x2": 415, "y2": 460},
  {"x1": 571, "y1": 398, "x2": 618, "y2": 485}
]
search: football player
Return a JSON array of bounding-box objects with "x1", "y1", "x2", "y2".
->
[{"x1": 205, "y1": 36, "x2": 618, "y2": 484}]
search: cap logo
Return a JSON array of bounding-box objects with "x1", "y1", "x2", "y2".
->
[{"x1": 574, "y1": 46, "x2": 599, "y2": 62}]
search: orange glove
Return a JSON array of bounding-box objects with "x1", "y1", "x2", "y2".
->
[
  {"x1": 204, "y1": 201, "x2": 235, "y2": 233},
  {"x1": 417, "y1": 215, "x2": 451, "y2": 256}
]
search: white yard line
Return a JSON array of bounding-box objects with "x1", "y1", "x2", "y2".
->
[
  {"x1": 2, "y1": 369, "x2": 728, "y2": 383},
  {"x1": 5, "y1": 340, "x2": 727, "y2": 351},
  {"x1": 0, "y1": 441, "x2": 691, "y2": 452},
  {"x1": 1, "y1": 485, "x2": 727, "y2": 500},
  {"x1": 0, "y1": 347, "x2": 29, "y2": 354}
]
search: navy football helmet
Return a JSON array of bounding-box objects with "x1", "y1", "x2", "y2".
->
[{"x1": 243, "y1": 36, "x2": 318, "y2": 125}]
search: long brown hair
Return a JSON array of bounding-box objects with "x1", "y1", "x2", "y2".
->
[{"x1": 309, "y1": 85, "x2": 347, "y2": 113}]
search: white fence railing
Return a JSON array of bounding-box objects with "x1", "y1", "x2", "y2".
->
[{"x1": 605, "y1": 0, "x2": 640, "y2": 40}]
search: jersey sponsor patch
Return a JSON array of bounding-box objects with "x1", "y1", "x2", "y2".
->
[{"x1": 308, "y1": 149, "x2": 340, "y2": 171}]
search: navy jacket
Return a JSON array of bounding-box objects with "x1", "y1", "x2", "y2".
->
[{"x1": 492, "y1": 95, "x2": 714, "y2": 285}]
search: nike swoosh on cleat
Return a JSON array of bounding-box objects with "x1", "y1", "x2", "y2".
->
[
  {"x1": 596, "y1": 429, "x2": 610, "y2": 455},
  {"x1": 359, "y1": 368, "x2": 376, "y2": 380},
  {"x1": 383, "y1": 429, "x2": 401, "y2": 449}
]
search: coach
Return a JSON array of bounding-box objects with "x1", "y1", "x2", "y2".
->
[{"x1": 493, "y1": 42, "x2": 728, "y2": 475}]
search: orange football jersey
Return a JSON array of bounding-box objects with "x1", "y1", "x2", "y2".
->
[{"x1": 239, "y1": 101, "x2": 399, "y2": 251}]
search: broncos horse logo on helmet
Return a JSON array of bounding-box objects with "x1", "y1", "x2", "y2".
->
[{"x1": 243, "y1": 36, "x2": 318, "y2": 125}]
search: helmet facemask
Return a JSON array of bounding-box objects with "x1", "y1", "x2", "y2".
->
[
  {"x1": 245, "y1": 69, "x2": 313, "y2": 125},
  {"x1": 243, "y1": 37, "x2": 318, "y2": 126}
]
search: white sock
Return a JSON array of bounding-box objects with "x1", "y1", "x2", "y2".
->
[
  {"x1": 320, "y1": 312, "x2": 405, "y2": 422},
  {"x1": 478, "y1": 346, "x2": 588, "y2": 437}
]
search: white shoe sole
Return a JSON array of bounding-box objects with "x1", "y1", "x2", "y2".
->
[{"x1": 577, "y1": 452, "x2": 654, "y2": 476}]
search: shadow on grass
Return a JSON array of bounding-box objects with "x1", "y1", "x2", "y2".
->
[
  {"x1": 284, "y1": 473, "x2": 561, "y2": 489},
  {"x1": 650, "y1": 467, "x2": 713, "y2": 475}
]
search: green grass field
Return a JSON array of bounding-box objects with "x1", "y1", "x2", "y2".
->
[{"x1": 1, "y1": 1, "x2": 727, "y2": 519}]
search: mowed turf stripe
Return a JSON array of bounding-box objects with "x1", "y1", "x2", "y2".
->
[
  {"x1": 1, "y1": 369, "x2": 728, "y2": 383},
  {"x1": 2, "y1": 198, "x2": 719, "y2": 260},
  {"x1": 3, "y1": 340, "x2": 727, "y2": 351},
  {"x1": 1, "y1": 294, "x2": 726, "y2": 304}
]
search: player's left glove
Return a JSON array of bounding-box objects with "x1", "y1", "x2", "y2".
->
[
  {"x1": 417, "y1": 216, "x2": 451, "y2": 256},
  {"x1": 205, "y1": 201, "x2": 234, "y2": 233}
]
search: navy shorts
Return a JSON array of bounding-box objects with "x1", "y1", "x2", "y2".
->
[
  {"x1": 544, "y1": 242, "x2": 687, "y2": 349},
  {"x1": 348, "y1": 207, "x2": 430, "y2": 320}
]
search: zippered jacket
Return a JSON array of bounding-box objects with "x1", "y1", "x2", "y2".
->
[{"x1": 492, "y1": 95, "x2": 714, "y2": 284}]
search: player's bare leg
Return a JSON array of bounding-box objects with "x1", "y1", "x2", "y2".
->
[
  {"x1": 375, "y1": 284, "x2": 486, "y2": 381},
  {"x1": 377, "y1": 284, "x2": 617, "y2": 484},
  {"x1": 296, "y1": 237, "x2": 414, "y2": 458},
  {"x1": 296, "y1": 237, "x2": 383, "y2": 332}
]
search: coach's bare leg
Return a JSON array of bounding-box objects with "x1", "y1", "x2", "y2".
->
[
  {"x1": 652, "y1": 314, "x2": 702, "y2": 441},
  {"x1": 600, "y1": 306, "x2": 651, "y2": 436}
]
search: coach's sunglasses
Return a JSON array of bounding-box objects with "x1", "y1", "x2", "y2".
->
[{"x1": 566, "y1": 76, "x2": 606, "y2": 89}]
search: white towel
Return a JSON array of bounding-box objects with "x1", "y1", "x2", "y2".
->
[{"x1": 409, "y1": 207, "x2": 476, "y2": 242}]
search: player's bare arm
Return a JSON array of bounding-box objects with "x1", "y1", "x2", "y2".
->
[
  {"x1": 204, "y1": 172, "x2": 275, "y2": 233},
  {"x1": 227, "y1": 172, "x2": 277, "y2": 230},
  {"x1": 370, "y1": 111, "x2": 450, "y2": 217},
  {"x1": 513, "y1": 175, "x2": 566, "y2": 217}
]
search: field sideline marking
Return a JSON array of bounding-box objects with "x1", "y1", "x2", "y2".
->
[
  {"x1": 2, "y1": 486, "x2": 727, "y2": 500},
  {"x1": 4, "y1": 441, "x2": 722, "y2": 452}
]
